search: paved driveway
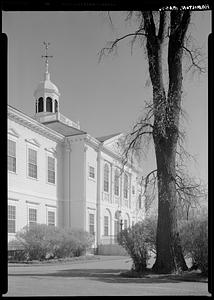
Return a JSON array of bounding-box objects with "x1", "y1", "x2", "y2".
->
[{"x1": 5, "y1": 256, "x2": 211, "y2": 296}]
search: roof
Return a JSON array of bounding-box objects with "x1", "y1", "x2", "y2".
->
[
  {"x1": 34, "y1": 80, "x2": 60, "y2": 97},
  {"x1": 34, "y1": 72, "x2": 60, "y2": 97},
  {"x1": 96, "y1": 132, "x2": 122, "y2": 143},
  {"x1": 36, "y1": 80, "x2": 59, "y2": 92},
  {"x1": 43, "y1": 120, "x2": 86, "y2": 137}
]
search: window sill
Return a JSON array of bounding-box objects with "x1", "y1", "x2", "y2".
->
[
  {"x1": 46, "y1": 181, "x2": 56, "y2": 186},
  {"x1": 8, "y1": 170, "x2": 17, "y2": 175},
  {"x1": 88, "y1": 177, "x2": 96, "y2": 182},
  {"x1": 27, "y1": 175, "x2": 38, "y2": 181}
]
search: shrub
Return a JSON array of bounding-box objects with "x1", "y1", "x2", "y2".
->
[
  {"x1": 179, "y1": 217, "x2": 208, "y2": 276},
  {"x1": 15, "y1": 224, "x2": 50, "y2": 260},
  {"x1": 11, "y1": 224, "x2": 94, "y2": 261},
  {"x1": 117, "y1": 218, "x2": 157, "y2": 272},
  {"x1": 8, "y1": 239, "x2": 27, "y2": 261},
  {"x1": 66, "y1": 229, "x2": 95, "y2": 257}
]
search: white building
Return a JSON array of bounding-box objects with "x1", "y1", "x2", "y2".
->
[{"x1": 8, "y1": 52, "x2": 145, "y2": 253}]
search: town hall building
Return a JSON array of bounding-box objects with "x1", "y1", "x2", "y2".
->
[{"x1": 8, "y1": 44, "x2": 145, "y2": 253}]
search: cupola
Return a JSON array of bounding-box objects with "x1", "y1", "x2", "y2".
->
[{"x1": 34, "y1": 42, "x2": 60, "y2": 117}]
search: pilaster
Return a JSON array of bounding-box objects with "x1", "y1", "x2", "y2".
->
[
  {"x1": 64, "y1": 140, "x2": 72, "y2": 228},
  {"x1": 96, "y1": 146, "x2": 102, "y2": 247}
]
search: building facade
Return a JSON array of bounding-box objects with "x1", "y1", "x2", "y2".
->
[{"x1": 8, "y1": 55, "x2": 145, "y2": 252}]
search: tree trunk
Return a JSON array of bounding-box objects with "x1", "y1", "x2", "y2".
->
[
  {"x1": 152, "y1": 133, "x2": 188, "y2": 273},
  {"x1": 142, "y1": 11, "x2": 190, "y2": 273}
]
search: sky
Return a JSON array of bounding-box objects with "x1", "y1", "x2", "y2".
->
[{"x1": 3, "y1": 11, "x2": 211, "y2": 185}]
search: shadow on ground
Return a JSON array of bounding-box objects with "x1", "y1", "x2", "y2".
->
[{"x1": 9, "y1": 268, "x2": 207, "y2": 284}]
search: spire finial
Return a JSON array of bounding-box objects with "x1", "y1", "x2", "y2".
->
[{"x1": 42, "y1": 41, "x2": 53, "y2": 77}]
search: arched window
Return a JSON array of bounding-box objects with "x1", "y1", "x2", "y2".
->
[
  {"x1": 46, "y1": 97, "x2": 52, "y2": 112},
  {"x1": 104, "y1": 209, "x2": 111, "y2": 237},
  {"x1": 103, "y1": 163, "x2": 109, "y2": 193},
  {"x1": 38, "y1": 97, "x2": 43, "y2": 112},
  {"x1": 114, "y1": 211, "x2": 120, "y2": 236},
  {"x1": 124, "y1": 219, "x2": 128, "y2": 229},
  {"x1": 114, "y1": 169, "x2": 120, "y2": 196},
  {"x1": 124, "y1": 173, "x2": 128, "y2": 199},
  {"x1": 55, "y1": 100, "x2": 58, "y2": 113},
  {"x1": 124, "y1": 214, "x2": 130, "y2": 229}
]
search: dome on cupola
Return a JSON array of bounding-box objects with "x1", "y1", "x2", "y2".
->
[{"x1": 34, "y1": 72, "x2": 60, "y2": 98}]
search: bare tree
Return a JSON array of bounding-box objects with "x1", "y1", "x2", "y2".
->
[
  {"x1": 175, "y1": 166, "x2": 207, "y2": 221},
  {"x1": 100, "y1": 11, "x2": 207, "y2": 273}
]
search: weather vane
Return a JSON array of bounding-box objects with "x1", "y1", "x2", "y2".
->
[{"x1": 42, "y1": 41, "x2": 53, "y2": 73}]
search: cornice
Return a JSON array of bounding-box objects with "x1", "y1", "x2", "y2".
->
[
  {"x1": 67, "y1": 133, "x2": 100, "y2": 150},
  {"x1": 8, "y1": 106, "x2": 65, "y2": 144},
  {"x1": 85, "y1": 134, "x2": 100, "y2": 148},
  {"x1": 8, "y1": 188, "x2": 58, "y2": 202}
]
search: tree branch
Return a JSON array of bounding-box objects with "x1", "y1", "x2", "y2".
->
[
  {"x1": 98, "y1": 31, "x2": 147, "y2": 62},
  {"x1": 158, "y1": 11, "x2": 166, "y2": 42},
  {"x1": 183, "y1": 45, "x2": 206, "y2": 73},
  {"x1": 180, "y1": 11, "x2": 191, "y2": 43},
  {"x1": 142, "y1": 11, "x2": 156, "y2": 38},
  {"x1": 143, "y1": 169, "x2": 157, "y2": 185},
  {"x1": 130, "y1": 123, "x2": 153, "y2": 136}
]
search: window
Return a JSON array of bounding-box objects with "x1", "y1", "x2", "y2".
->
[
  {"x1": 8, "y1": 205, "x2": 16, "y2": 233},
  {"x1": 55, "y1": 100, "x2": 58, "y2": 113},
  {"x1": 124, "y1": 173, "x2": 128, "y2": 199},
  {"x1": 29, "y1": 208, "x2": 37, "y2": 226},
  {"x1": 114, "y1": 220, "x2": 120, "y2": 236},
  {"x1": 114, "y1": 169, "x2": 120, "y2": 196},
  {"x1": 38, "y1": 97, "x2": 43, "y2": 112},
  {"x1": 46, "y1": 97, "x2": 53, "y2": 112},
  {"x1": 132, "y1": 185, "x2": 135, "y2": 195},
  {"x1": 48, "y1": 211, "x2": 55, "y2": 226},
  {"x1": 89, "y1": 166, "x2": 95, "y2": 179},
  {"x1": 89, "y1": 213, "x2": 95, "y2": 235},
  {"x1": 104, "y1": 216, "x2": 109, "y2": 236},
  {"x1": 8, "y1": 140, "x2": 16, "y2": 173},
  {"x1": 48, "y1": 156, "x2": 55, "y2": 184},
  {"x1": 28, "y1": 148, "x2": 37, "y2": 178},
  {"x1": 104, "y1": 163, "x2": 109, "y2": 192},
  {"x1": 124, "y1": 219, "x2": 128, "y2": 229}
]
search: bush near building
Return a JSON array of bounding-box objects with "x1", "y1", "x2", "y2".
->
[
  {"x1": 118, "y1": 215, "x2": 208, "y2": 276},
  {"x1": 179, "y1": 216, "x2": 208, "y2": 276},
  {"x1": 117, "y1": 218, "x2": 157, "y2": 272},
  {"x1": 8, "y1": 224, "x2": 94, "y2": 261}
]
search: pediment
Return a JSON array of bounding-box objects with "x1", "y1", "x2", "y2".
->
[
  {"x1": 102, "y1": 133, "x2": 124, "y2": 146},
  {"x1": 25, "y1": 138, "x2": 41, "y2": 148},
  {"x1": 44, "y1": 147, "x2": 56, "y2": 154},
  {"x1": 103, "y1": 134, "x2": 125, "y2": 155},
  {"x1": 8, "y1": 128, "x2": 20, "y2": 138}
]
